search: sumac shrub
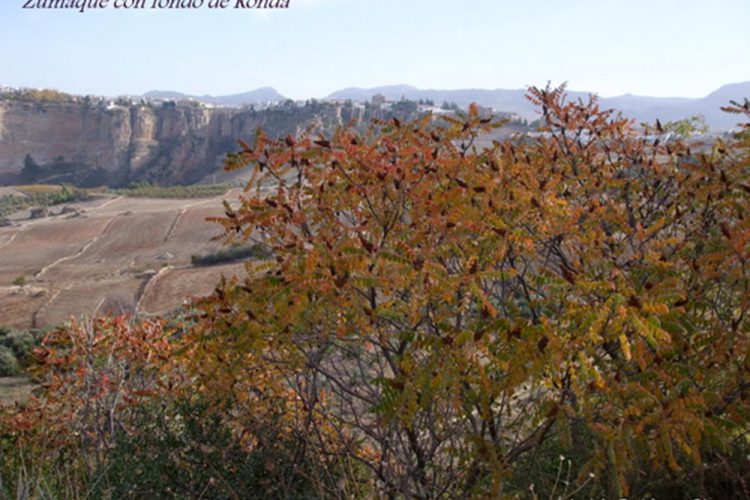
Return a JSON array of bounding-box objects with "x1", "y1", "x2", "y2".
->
[
  {"x1": 190, "y1": 86, "x2": 750, "y2": 497},
  {"x1": 3, "y1": 88, "x2": 749, "y2": 498}
]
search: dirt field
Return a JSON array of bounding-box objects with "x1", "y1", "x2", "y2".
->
[
  {"x1": 0, "y1": 190, "x2": 249, "y2": 329},
  {"x1": 138, "y1": 262, "x2": 247, "y2": 315},
  {"x1": 0, "y1": 377, "x2": 35, "y2": 406},
  {"x1": 0, "y1": 187, "x2": 26, "y2": 198}
]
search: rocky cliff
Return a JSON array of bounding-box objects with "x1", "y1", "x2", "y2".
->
[{"x1": 0, "y1": 98, "x2": 369, "y2": 187}]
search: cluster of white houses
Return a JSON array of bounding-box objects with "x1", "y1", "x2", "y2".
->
[{"x1": 0, "y1": 85, "x2": 525, "y2": 123}]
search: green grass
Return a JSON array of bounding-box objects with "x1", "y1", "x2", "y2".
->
[
  {"x1": 0, "y1": 185, "x2": 86, "y2": 218},
  {"x1": 112, "y1": 182, "x2": 232, "y2": 199}
]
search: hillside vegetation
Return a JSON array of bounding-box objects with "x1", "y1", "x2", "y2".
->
[
  {"x1": 112, "y1": 182, "x2": 234, "y2": 199},
  {"x1": 2, "y1": 87, "x2": 749, "y2": 498},
  {"x1": 0, "y1": 185, "x2": 87, "y2": 218}
]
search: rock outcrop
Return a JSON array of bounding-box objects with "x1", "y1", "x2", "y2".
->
[{"x1": 0, "y1": 98, "x2": 370, "y2": 187}]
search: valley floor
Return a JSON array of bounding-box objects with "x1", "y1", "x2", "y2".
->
[{"x1": 0, "y1": 191, "x2": 247, "y2": 330}]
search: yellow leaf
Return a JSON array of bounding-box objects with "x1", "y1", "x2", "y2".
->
[{"x1": 619, "y1": 333, "x2": 632, "y2": 361}]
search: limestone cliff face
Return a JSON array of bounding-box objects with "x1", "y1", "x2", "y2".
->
[
  {"x1": 0, "y1": 101, "x2": 130, "y2": 180},
  {"x1": 0, "y1": 98, "x2": 373, "y2": 186},
  {"x1": 0, "y1": 99, "x2": 240, "y2": 185}
]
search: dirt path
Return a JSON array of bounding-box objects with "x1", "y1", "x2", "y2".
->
[
  {"x1": 163, "y1": 210, "x2": 184, "y2": 243},
  {"x1": 31, "y1": 288, "x2": 61, "y2": 328},
  {"x1": 3, "y1": 193, "x2": 241, "y2": 328},
  {"x1": 176, "y1": 193, "x2": 241, "y2": 239},
  {"x1": 35, "y1": 217, "x2": 118, "y2": 280},
  {"x1": 91, "y1": 195, "x2": 123, "y2": 211},
  {"x1": 163, "y1": 198, "x2": 220, "y2": 243},
  {"x1": 0, "y1": 217, "x2": 46, "y2": 250},
  {"x1": 0, "y1": 196, "x2": 123, "y2": 252},
  {"x1": 0, "y1": 231, "x2": 19, "y2": 249},
  {"x1": 134, "y1": 266, "x2": 174, "y2": 316}
]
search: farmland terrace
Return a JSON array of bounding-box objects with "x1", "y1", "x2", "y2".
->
[{"x1": 0, "y1": 190, "x2": 247, "y2": 329}]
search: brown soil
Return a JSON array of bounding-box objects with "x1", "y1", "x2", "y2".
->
[
  {"x1": 139, "y1": 263, "x2": 247, "y2": 315},
  {"x1": 0, "y1": 194, "x2": 247, "y2": 329}
]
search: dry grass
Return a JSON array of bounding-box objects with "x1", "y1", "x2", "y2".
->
[
  {"x1": 0, "y1": 217, "x2": 111, "y2": 284},
  {"x1": 0, "y1": 187, "x2": 26, "y2": 198},
  {"x1": 0, "y1": 193, "x2": 246, "y2": 329},
  {"x1": 0, "y1": 376, "x2": 35, "y2": 406},
  {"x1": 0, "y1": 288, "x2": 49, "y2": 330},
  {"x1": 35, "y1": 279, "x2": 144, "y2": 327},
  {"x1": 139, "y1": 263, "x2": 246, "y2": 315},
  {"x1": 12, "y1": 185, "x2": 63, "y2": 194}
]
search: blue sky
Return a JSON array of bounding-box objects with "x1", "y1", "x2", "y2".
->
[{"x1": 1, "y1": 0, "x2": 748, "y2": 99}]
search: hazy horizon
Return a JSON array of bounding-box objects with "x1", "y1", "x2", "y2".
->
[
  {"x1": 2, "y1": 0, "x2": 749, "y2": 100},
  {"x1": 3, "y1": 80, "x2": 748, "y2": 102}
]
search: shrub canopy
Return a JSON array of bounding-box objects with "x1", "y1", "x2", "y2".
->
[
  {"x1": 5, "y1": 88, "x2": 750, "y2": 498},
  {"x1": 190, "y1": 87, "x2": 750, "y2": 496}
]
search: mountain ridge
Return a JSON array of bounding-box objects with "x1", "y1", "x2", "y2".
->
[
  {"x1": 143, "y1": 86, "x2": 287, "y2": 106},
  {"x1": 138, "y1": 82, "x2": 749, "y2": 130},
  {"x1": 323, "y1": 81, "x2": 750, "y2": 130}
]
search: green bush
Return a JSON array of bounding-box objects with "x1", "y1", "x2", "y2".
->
[
  {"x1": 0, "y1": 185, "x2": 87, "y2": 218},
  {"x1": 191, "y1": 244, "x2": 269, "y2": 267},
  {"x1": 92, "y1": 401, "x2": 320, "y2": 500},
  {"x1": 0, "y1": 330, "x2": 36, "y2": 364},
  {"x1": 506, "y1": 423, "x2": 750, "y2": 499},
  {"x1": 0, "y1": 346, "x2": 19, "y2": 377}
]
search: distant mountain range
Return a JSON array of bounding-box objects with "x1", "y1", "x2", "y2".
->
[
  {"x1": 143, "y1": 82, "x2": 750, "y2": 130},
  {"x1": 143, "y1": 87, "x2": 286, "y2": 106},
  {"x1": 325, "y1": 82, "x2": 750, "y2": 131}
]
